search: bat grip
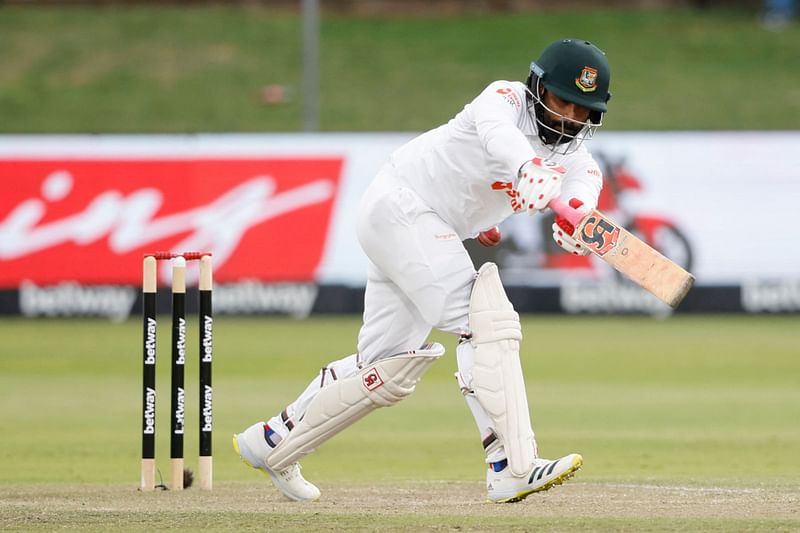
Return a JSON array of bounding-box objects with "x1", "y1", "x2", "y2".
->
[{"x1": 548, "y1": 198, "x2": 585, "y2": 228}]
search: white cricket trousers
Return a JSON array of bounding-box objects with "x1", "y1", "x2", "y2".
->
[{"x1": 269, "y1": 167, "x2": 499, "y2": 453}]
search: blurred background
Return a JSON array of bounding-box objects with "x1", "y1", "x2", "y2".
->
[
  {"x1": 0, "y1": 0, "x2": 797, "y2": 133},
  {"x1": 0, "y1": 1, "x2": 798, "y2": 519},
  {"x1": 1, "y1": 0, "x2": 798, "y2": 316}
]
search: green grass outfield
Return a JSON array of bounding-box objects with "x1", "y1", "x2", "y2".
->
[
  {"x1": 0, "y1": 315, "x2": 798, "y2": 530},
  {"x1": 1, "y1": 6, "x2": 799, "y2": 132}
]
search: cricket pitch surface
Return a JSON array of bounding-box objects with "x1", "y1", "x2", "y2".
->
[{"x1": 1, "y1": 480, "x2": 797, "y2": 531}]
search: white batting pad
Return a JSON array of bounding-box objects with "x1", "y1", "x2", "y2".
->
[
  {"x1": 469, "y1": 262, "x2": 535, "y2": 477},
  {"x1": 266, "y1": 343, "x2": 444, "y2": 471}
]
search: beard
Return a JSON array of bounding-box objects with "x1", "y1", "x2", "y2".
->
[
  {"x1": 534, "y1": 101, "x2": 583, "y2": 146},
  {"x1": 546, "y1": 115, "x2": 583, "y2": 137}
]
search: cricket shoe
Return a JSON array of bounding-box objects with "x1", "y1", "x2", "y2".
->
[
  {"x1": 233, "y1": 421, "x2": 321, "y2": 502},
  {"x1": 486, "y1": 453, "x2": 583, "y2": 503}
]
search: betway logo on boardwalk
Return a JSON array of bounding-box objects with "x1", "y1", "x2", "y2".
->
[{"x1": 0, "y1": 158, "x2": 343, "y2": 286}]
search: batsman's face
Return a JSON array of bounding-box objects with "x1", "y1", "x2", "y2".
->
[{"x1": 541, "y1": 90, "x2": 591, "y2": 137}]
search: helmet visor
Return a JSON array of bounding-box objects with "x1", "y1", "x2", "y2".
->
[{"x1": 528, "y1": 78, "x2": 602, "y2": 156}]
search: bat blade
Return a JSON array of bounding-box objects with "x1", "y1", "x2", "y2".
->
[{"x1": 549, "y1": 199, "x2": 695, "y2": 308}]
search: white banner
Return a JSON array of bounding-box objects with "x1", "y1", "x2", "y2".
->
[{"x1": 592, "y1": 132, "x2": 800, "y2": 284}]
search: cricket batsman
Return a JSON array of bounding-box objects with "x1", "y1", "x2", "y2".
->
[{"x1": 234, "y1": 38, "x2": 612, "y2": 503}]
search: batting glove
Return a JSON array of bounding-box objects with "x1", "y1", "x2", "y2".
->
[
  {"x1": 516, "y1": 157, "x2": 566, "y2": 214},
  {"x1": 552, "y1": 198, "x2": 590, "y2": 256}
]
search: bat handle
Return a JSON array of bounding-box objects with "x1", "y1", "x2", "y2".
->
[{"x1": 547, "y1": 198, "x2": 585, "y2": 228}]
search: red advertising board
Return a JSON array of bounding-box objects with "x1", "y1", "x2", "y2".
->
[{"x1": 0, "y1": 158, "x2": 343, "y2": 286}]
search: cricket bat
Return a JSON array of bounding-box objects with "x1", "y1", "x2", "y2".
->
[{"x1": 548, "y1": 198, "x2": 695, "y2": 308}]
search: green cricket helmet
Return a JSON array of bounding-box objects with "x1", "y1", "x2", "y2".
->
[
  {"x1": 526, "y1": 39, "x2": 612, "y2": 153},
  {"x1": 532, "y1": 38, "x2": 611, "y2": 112}
]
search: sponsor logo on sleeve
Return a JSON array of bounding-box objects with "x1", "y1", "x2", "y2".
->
[
  {"x1": 495, "y1": 87, "x2": 522, "y2": 109},
  {"x1": 491, "y1": 180, "x2": 523, "y2": 212}
]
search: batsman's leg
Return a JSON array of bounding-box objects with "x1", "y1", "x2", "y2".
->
[
  {"x1": 234, "y1": 344, "x2": 444, "y2": 501},
  {"x1": 232, "y1": 351, "x2": 364, "y2": 502},
  {"x1": 234, "y1": 263, "x2": 439, "y2": 501},
  {"x1": 456, "y1": 263, "x2": 582, "y2": 503}
]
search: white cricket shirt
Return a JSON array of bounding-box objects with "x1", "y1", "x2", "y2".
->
[{"x1": 387, "y1": 80, "x2": 602, "y2": 239}]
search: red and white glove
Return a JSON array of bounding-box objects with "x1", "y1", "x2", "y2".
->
[
  {"x1": 552, "y1": 198, "x2": 590, "y2": 256},
  {"x1": 477, "y1": 226, "x2": 501, "y2": 247},
  {"x1": 516, "y1": 157, "x2": 566, "y2": 214}
]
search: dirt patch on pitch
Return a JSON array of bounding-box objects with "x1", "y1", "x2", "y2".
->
[
  {"x1": 317, "y1": 480, "x2": 798, "y2": 520},
  {"x1": 1, "y1": 481, "x2": 797, "y2": 530}
]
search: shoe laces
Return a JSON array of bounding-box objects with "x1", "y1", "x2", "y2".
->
[{"x1": 278, "y1": 463, "x2": 302, "y2": 483}]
